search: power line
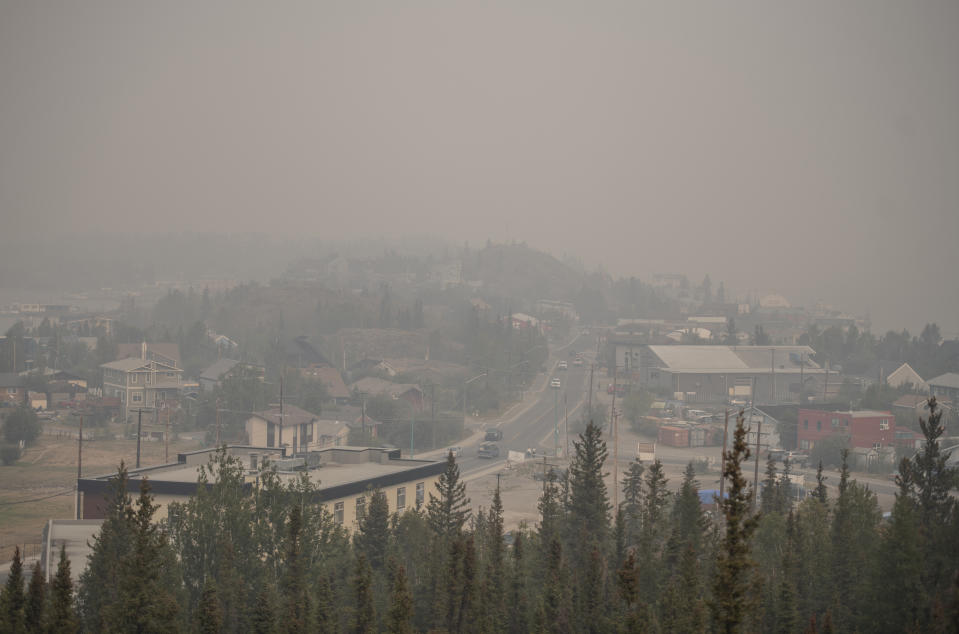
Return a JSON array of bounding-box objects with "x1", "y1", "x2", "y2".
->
[{"x1": 0, "y1": 488, "x2": 76, "y2": 507}]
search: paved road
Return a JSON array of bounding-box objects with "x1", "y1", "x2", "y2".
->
[{"x1": 453, "y1": 333, "x2": 596, "y2": 479}]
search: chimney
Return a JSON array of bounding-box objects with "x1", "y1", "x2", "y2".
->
[{"x1": 141, "y1": 341, "x2": 147, "y2": 360}]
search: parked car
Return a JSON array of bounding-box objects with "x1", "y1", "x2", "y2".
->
[
  {"x1": 478, "y1": 442, "x2": 500, "y2": 458},
  {"x1": 558, "y1": 361, "x2": 568, "y2": 370},
  {"x1": 550, "y1": 378, "x2": 561, "y2": 389},
  {"x1": 447, "y1": 446, "x2": 462, "y2": 458},
  {"x1": 484, "y1": 429, "x2": 503, "y2": 442},
  {"x1": 572, "y1": 356, "x2": 584, "y2": 367}
]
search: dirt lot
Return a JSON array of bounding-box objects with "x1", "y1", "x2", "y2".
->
[{"x1": 0, "y1": 430, "x2": 204, "y2": 562}]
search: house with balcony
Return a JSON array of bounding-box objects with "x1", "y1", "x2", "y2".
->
[{"x1": 101, "y1": 355, "x2": 183, "y2": 422}]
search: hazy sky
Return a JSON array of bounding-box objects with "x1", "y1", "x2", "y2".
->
[{"x1": 2, "y1": 2, "x2": 957, "y2": 334}]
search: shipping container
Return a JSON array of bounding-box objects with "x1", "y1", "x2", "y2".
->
[{"x1": 658, "y1": 425, "x2": 690, "y2": 447}]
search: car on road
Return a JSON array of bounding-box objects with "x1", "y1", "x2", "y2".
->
[
  {"x1": 477, "y1": 442, "x2": 500, "y2": 458},
  {"x1": 484, "y1": 429, "x2": 503, "y2": 442},
  {"x1": 558, "y1": 360, "x2": 568, "y2": 370},
  {"x1": 447, "y1": 446, "x2": 462, "y2": 458},
  {"x1": 550, "y1": 378, "x2": 561, "y2": 389},
  {"x1": 572, "y1": 356, "x2": 584, "y2": 367}
]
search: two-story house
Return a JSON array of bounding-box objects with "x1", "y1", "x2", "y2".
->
[
  {"x1": 101, "y1": 355, "x2": 183, "y2": 422},
  {"x1": 245, "y1": 404, "x2": 350, "y2": 454}
]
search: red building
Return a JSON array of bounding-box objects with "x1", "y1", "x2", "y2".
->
[{"x1": 798, "y1": 409, "x2": 897, "y2": 451}]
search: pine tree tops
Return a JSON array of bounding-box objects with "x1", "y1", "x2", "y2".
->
[
  {"x1": 49, "y1": 544, "x2": 79, "y2": 633},
  {"x1": 567, "y1": 421, "x2": 610, "y2": 549},
  {"x1": 427, "y1": 450, "x2": 471, "y2": 541},
  {"x1": 711, "y1": 410, "x2": 760, "y2": 634},
  {"x1": 0, "y1": 546, "x2": 26, "y2": 633}
]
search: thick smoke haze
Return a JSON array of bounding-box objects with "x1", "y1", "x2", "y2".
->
[{"x1": 1, "y1": 1, "x2": 956, "y2": 334}]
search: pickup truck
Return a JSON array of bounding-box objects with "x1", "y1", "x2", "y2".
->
[{"x1": 477, "y1": 442, "x2": 500, "y2": 459}]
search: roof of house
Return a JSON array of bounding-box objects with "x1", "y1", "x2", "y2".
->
[
  {"x1": 199, "y1": 358, "x2": 241, "y2": 382},
  {"x1": 928, "y1": 373, "x2": 959, "y2": 390},
  {"x1": 116, "y1": 342, "x2": 181, "y2": 365},
  {"x1": 0, "y1": 372, "x2": 25, "y2": 388},
  {"x1": 886, "y1": 362, "x2": 924, "y2": 385},
  {"x1": 304, "y1": 366, "x2": 351, "y2": 399},
  {"x1": 646, "y1": 345, "x2": 820, "y2": 374},
  {"x1": 350, "y1": 376, "x2": 422, "y2": 397},
  {"x1": 893, "y1": 394, "x2": 933, "y2": 410},
  {"x1": 101, "y1": 357, "x2": 152, "y2": 371},
  {"x1": 249, "y1": 404, "x2": 317, "y2": 428}
]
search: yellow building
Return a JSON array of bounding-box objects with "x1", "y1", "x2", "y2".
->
[{"x1": 77, "y1": 445, "x2": 444, "y2": 530}]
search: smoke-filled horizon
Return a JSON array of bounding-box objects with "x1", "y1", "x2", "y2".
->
[{"x1": 2, "y1": 2, "x2": 957, "y2": 334}]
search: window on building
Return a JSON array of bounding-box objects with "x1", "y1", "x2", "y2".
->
[
  {"x1": 873, "y1": 442, "x2": 881, "y2": 451},
  {"x1": 397, "y1": 487, "x2": 406, "y2": 511},
  {"x1": 334, "y1": 502, "x2": 344, "y2": 525},
  {"x1": 880, "y1": 419, "x2": 889, "y2": 430},
  {"x1": 415, "y1": 482, "x2": 425, "y2": 507},
  {"x1": 356, "y1": 496, "x2": 366, "y2": 521},
  {"x1": 831, "y1": 418, "x2": 840, "y2": 428},
  {"x1": 133, "y1": 393, "x2": 142, "y2": 403},
  {"x1": 800, "y1": 439, "x2": 810, "y2": 450},
  {"x1": 8, "y1": 388, "x2": 16, "y2": 395},
  {"x1": 817, "y1": 421, "x2": 821, "y2": 432}
]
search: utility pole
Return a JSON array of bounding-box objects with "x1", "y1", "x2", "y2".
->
[
  {"x1": 76, "y1": 415, "x2": 83, "y2": 520},
  {"x1": 564, "y1": 393, "x2": 569, "y2": 460},
  {"x1": 279, "y1": 373, "x2": 284, "y2": 456},
  {"x1": 553, "y1": 388, "x2": 559, "y2": 457},
  {"x1": 799, "y1": 352, "x2": 804, "y2": 405},
  {"x1": 587, "y1": 363, "x2": 594, "y2": 419},
  {"x1": 136, "y1": 408, "x2": 142, "y2": 469},
  {"x1": 430, "y1": 384, "x2": 436, "y2": 450},
  {"x1": 824, "y1": 363, "x2": 829, "y2": 402},
  {"x1": 215, "y1": 399, "x2": 221, "y2": 447},
  {"x1": 410, "y1": 407, "x2": 415, "y2": 458},
  {"x1": 361, "y1": 398, "x2": 367, "y2": 442},
  {"x1": 164, "y1": 402, "x2": 170, "y2": 463},
  {"x1": 771, "y1": 348, "x2": 775, "y2": 402},
  {"x1": 610, "y1": 364, "x2": 617, "y2": 435},
  {"x1": 719, "y1": 409, "x2": 729, "y2": 508},
  {"x1": 752, "y1": 417, "x2": 763, "y2": 511},
  {"x1": 613, "y1": 405, "x2": 619, "y2": 512}
]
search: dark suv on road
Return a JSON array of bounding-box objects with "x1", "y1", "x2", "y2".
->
[
  {"x1": 484, "y1": 429, "x2": 503, "y2": 442},
  {"x1": 478, "y1": 442, "x2": 500, "y2": 458}
]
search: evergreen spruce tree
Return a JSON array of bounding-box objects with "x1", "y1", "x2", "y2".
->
[
  {"x1": 105, "y1": 477, "x2": 180, "y2": 633},
  {"x1": 814, "y1": 460, "x2": 828, "y2": 503},
  {"x1": 638, "y1": 458, "x2": 669, "y2": 599},
  {"x1": 616, "y1": 549, "x2": 650, "y2": 633},
  {"x1": 481, "y1": 483, "x2": 506, "y2": 632},
  {"x1": 455, "y1": 535, "x2": 477, "y2": 633},
  {"x1": 566, "y1": 421, "x2": 610, "y2": 560},
  {"x1": 671, "y1": 461, "x2": 705, "y2": 552},
  {"x1": 776, "y1": 512, "x2": 801, "y2": 634},
  {"x1": 621, "y1": 458, "x2": 645, "y2": 547},
  {"x1": 385, "y1": 563, "x2": 413, "y2": 634},
  {"x1": 869, "y1": 458, "x2": 924, "y2": 632},
  {"x1": 909, "y1": 397, "x2": 958, "y2": 614},
  {"x1": 24, "y1": 560, "x2": 45, "y2": 633},
  {"x1": 351, "y1": 553, "x2": 375, "y2": 634},
  {"x1": 507, "y1": 532, "x2": 529, "y2": 634},
  {"x1": 314, "y1": 574, "x2": 335, "y2": 634},
  {"x1": 250, "y1": 586, "x2": 277, "y2": 634},
  {"x1": 426, "y1": 450, "x2": 471, "y2": 541},
  {"x1": 541, "y1": 538, "x2": 572, "y2": 634},
  {"x1": 0, "y1": 546, "x2": 26, "y2": 633},
  {"x1": 78, "y1": 462, "x2": 134, "y2": 631},
  {"x1": 710, "y1": 410, "x2": 760, "y2": 633},
  {"x1": 660, "y1": 542, "x2": 707, "y2": 633},
  {"x1": 761, "y1": 454, "x2": 781, "y2": 514},
  {"x1": 281, "y1": 505, "x2": 312, "y2": 633},
  {"x1": 47, "y1": 544, "x2": 78, "y2": 634},
  {"x1": 355, "y1": 488, "x2": 391, "y2": 571},
  {"x1": 197, "y1": 580, "x2": 223, "y2": 634},
  {"x1": 536, "y1": 472, "x2": 562, "y2": 555}
]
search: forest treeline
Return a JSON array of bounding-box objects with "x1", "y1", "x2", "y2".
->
[{"x1": 2, "y1": 401, "x2": 957, "y2": 633}]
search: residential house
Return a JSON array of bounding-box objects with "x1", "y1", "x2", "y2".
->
[
  {"x1": 928, "y1": 373, "x2": 959, "y2": 404},
  {"x1": 101, "y1": 354, "x2": 183, "y2": 421},
  {"x1": 116, "y1": 342, "x2": 181, "y2": 368},
  {"x1": 0, "y1": 373, "x2": 26, "y2": 406},
  {"x1": 797, "y1": 408, "x2": 900, "y2": 452},
  {"x1": 300, "y1": 366, "x2": 351, "y2": 404},
  {"x1": 350, "y1": 376, "x2": 426, "y2": 411},
  {"x1": 245, "y1": 404, "x2": 349, "y2": 453},
  {"x1": 197, "y1": 358, "x2": 261, "y2": 393},
  {"x1": 76, "y1": 445, "x2": 445, "y2": 530}
]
